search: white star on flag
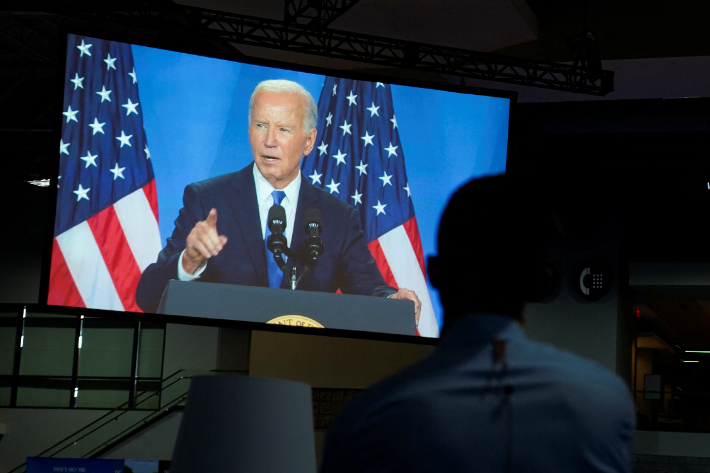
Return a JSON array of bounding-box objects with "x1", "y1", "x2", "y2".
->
[
  {"x1": 88, "y1": 118, "x2": 106, "y2": 135},
  {"x1": 70, "y1": 73, "x2": 84, "y2": 90},
  {"x1": 326, "y1": 179, "x2": 340, "y2": 194},
  {"x1": 96, "y1": 86, "x2": 112, "y2": 102},
  {"x1": 104, "y1": 54, "x2": 117, "y2": 71},
  {"x1": 80, "y1": 151, "x2": 98, "y2": 168},
  {"x1": 333, "y1": 149, "x2": 347, "y2": 165},
  {"x1": 404, "y1": 183, "x2": 411, "y2": 197},
  {"x1": 116, "y1": 131, "x2": 132, "y2": 147},
  {"x1": 361, "y1": 131, "x2": 375, "y2": 147},
  {"x1": 309, "y1": 170, "x2": 322, "y2": 184},
  {"x1": 60, "y1": 139, "x2": 70, "y2": 155},
  {"x1": 340, "y1": 120, "x2": 352, "y2": 136},
  {"x1": 73, "y1": 184, "x2": 90, "y2": 201},
  {"x1": 144, "y1": 145, "x2": 151, "y2": 159},
  {"x1": 384, "y1": 142, "x2": 398, "y2": 157},
  {"x1": 122, "y1": 99, "x2": 139, "y2": 116},
  {"x1": 51, "y1": 35, "x2": 162, "y2": 317},
  {"x1": 77, "y1": 39, "x2": 92, "y2": 57},
  {"x1": 318, "y1": 141, "x2": 328, "y2": 156},
  {"x1": 128, "y1": 68, "x2": 138, "y2": 84},
  {"x1": 355, "y1": 160, "x2": 368, "y2": 175},
  {"x1": 301, "y1": 76, "x2": 439, "y2": 337},
  {"x1": 110, "y1": 163, "x2": 126, "y2": 180},
  {"x1": 63, "y1": 106, "x2": 78, "y2": 123},
  {"x1": 373, "y1": 200, "x2": 386, "y2": 215}
]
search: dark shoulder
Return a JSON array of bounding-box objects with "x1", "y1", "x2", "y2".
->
[{"x1": 188, "y1": 164, "x2": 252, "y2": 195}]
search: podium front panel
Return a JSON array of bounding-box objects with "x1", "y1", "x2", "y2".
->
[{"x1": 158, "y1": 280, "x2": 416, "y2": 336}]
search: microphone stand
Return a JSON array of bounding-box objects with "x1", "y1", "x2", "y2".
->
[
  {"x1": 290, "y1": 258, "x2": 298, "y2": 290},
  {"x1": 288, "y1": 249, "x2": 313, "y2": 291},
  {"x1": 269, "y1": 245, "x2": 314, "y2": 291}
]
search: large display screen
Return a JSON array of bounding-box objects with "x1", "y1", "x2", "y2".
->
[{"x1": 47, "y1": 33, "x2": 512, "y2": 338}]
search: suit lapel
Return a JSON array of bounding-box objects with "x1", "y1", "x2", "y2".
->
[{"x1": 227, "y1": 163, "x2": 269, "y2": 286}]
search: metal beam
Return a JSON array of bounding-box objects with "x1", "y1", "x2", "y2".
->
[
  {"x1": 91, "y1": 4, "x2": 612, "y2": 95},
  {"x1": 169, "y1": 6, "x2": 613, "y2": 95},
  {"x1": 284, "y1": 0, "x2": 361, "y2": 27},
  {"x1": 6, "y1": 1, "x2": 613, "y2": 95}
]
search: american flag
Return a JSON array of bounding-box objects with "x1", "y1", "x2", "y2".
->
[
  {"x1": 48, "y1": 35, "x2": 161, "y2": 312},
  {"x1": 302, "y1": 78, "x2": 439, "y2": 337}
]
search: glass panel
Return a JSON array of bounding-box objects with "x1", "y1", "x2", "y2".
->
[
  {"x1": 0, "y1": 319, "x2": 18, "y2": 375},
  {"x1": 20, "y1": 325, "x2": 76, "y2": 376},
  {"x1": 0, "y1": 378, "x2": 12, "y2": 406},
  {"x1": 138, "y1": 322, "x2": 164, "y2": 378},
  {"x1": 78, "y1": 320, "x2": 134, "y2": 377},
  {"x1": 0, "y1": 387, "x2": 11, "y2": 406},
  {"x1": 75, "y1": 379, "x2": 131, "y2": 409},
  {"x1": 16, "y1": 378, "x2": 72, "y2": 407},
  {"x1": 134, "y1": 380, "x2": 161, "y2": 410}
]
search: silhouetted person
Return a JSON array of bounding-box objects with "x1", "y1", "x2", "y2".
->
[{"x1": 321, "y1": 174, "x2": 635, "y2": 473}]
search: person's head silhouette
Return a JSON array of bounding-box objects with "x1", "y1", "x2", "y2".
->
[{"x1": 428, "y1": 174, "x2": 554, "y2": 328}]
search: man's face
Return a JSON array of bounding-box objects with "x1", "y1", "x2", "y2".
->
[{"x1": 249, "y1": 92, "x2": 317, "y2": 189}]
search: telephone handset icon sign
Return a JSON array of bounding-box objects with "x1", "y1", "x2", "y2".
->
[{"x1": 575, "y1": 264, "x2": 610, "y2": 301}]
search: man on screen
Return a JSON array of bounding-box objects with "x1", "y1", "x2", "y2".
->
[{"x1": 135, "y1": 80, "x2": 421, "y2": 320}]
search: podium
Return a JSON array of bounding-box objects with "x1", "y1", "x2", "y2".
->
[{"x1": 157, "y1": 280, "x2": 416, "y2": 336}]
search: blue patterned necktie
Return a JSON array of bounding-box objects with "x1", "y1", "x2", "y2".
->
[{"x1": 265, "y1": 190, "x2": 286, "y2": 288}]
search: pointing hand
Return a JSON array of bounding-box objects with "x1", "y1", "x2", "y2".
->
[{"x1": 182, "y1": 208, "x2": 228, "y2": 274}]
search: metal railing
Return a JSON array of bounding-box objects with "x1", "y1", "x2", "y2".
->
[{"x1": 7, "y1": 369, "x2": 246, "y2": 473}]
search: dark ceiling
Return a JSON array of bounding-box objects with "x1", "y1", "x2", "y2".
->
[
  {"x1": 500, "y1": 0, "x2": 710, "y2": 61},
  {"x1": 3, "y1": 0, "x2": 710, "y2": 180}
]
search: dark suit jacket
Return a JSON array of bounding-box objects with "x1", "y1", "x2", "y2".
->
[{"x1": 135, "y1": 163, "x2": 395, "y2": 313}]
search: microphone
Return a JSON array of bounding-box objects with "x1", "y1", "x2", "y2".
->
[
  {"x1": 267, "y1": 205, "x2": 288, "y2": 264},
  {"x1": 303, "y1": 208, "x2": 324, "y2": 266}
]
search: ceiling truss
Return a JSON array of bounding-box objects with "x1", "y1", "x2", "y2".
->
[
  {"x1": 21, "y1": 0, "x2": 612, "y2": 96},
  {"x1": 284, "y1": 0, "x2": 362, "y2": 27}
]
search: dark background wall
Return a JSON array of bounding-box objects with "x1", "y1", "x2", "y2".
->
[{"x1": 0, "y1": 180, "x2": 50, "y2": 304}]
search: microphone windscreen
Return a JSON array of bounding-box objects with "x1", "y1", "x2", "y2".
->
[
  {"x1": 268, "y1": 205, "x2": 287, "y2": 231},
  {"x1": 304, "y1": 209, "x2": 323, "y2": 233}
]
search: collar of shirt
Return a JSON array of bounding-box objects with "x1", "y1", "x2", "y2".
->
[
  {"x1": 437, "y1": 314, "x2": 525, "y2": 349},
  {"x1": 253, "y1": 163, "x2": 301, "y2": 243}
]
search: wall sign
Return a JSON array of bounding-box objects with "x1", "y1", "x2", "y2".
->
[{"x1": 574, "y1": 263, "x2": 611, "y2": 301}]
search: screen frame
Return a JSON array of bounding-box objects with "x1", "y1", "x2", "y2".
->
[{"x1": 40, "y1": 25, "x2": 518, "y2": 344}]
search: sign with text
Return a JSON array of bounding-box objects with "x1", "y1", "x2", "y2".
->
[{"x1": 26, "y1": 458, "x2": 124, "y2": 473}]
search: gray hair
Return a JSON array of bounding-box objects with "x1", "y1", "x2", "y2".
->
[{"x1": 249, "y1": 79, "x2": 318, "y2": 134}]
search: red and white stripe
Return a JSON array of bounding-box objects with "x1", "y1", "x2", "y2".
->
[
  {"x1": 368, "y1": 217, "x2": 439, "y2": 338},
  {"x1": 48, "y1": 181, "x2": 162, "y2": 312}
]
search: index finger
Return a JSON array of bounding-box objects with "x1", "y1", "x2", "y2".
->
[{"x1": 205, "y1": 208, "x2": 218, "y2": 228}]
